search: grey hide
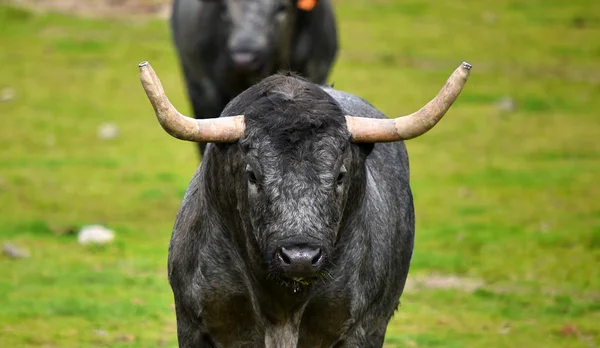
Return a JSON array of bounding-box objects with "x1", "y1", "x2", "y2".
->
[
  {"x1": 168, "y1": 73, "x2": 415, "y2": 348},
  {"x1": 170, "y1": 0, "x2": 339, "y2": 158}
]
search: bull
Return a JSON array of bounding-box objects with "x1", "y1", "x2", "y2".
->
[
  {"x1": 170, "y1": 0, "x2": 338, "y2": 158},
  {"x1": 138, "y1": 60, "x2": 471, "y2": 347}
]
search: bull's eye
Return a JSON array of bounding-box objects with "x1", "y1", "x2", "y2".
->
[
  {"x1": 247, "y1": 170, "x2": 258, "y2": 185},
  {"x1": 336, "y1": 166, "x2": 347, "y2": 186}
]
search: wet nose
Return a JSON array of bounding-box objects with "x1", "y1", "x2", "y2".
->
[
  {"x1": 276, "y1": 245, "x2": 323, "y2": 278},
  {"x1": 230, "y1": 50, "x2": 263, "y2": 71}
]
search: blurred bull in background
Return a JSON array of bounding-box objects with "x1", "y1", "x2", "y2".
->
[{"x1": 170, "y1": 0, "x2": 339, "y2": 158}]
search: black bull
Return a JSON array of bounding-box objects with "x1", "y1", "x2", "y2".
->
[
  {"x1": 138, "y1": 62, "x2": 471, "y2": 347},
  {"x1": 171, "y1": 0, "x2": 338, "y2": 158}
]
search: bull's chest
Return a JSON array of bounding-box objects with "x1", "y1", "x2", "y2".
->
[{"x1": 201, "y1": 290, "x2": 352, "y2": 348}]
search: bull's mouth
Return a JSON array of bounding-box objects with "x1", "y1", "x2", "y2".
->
[
  {"x1": 276, "y1": 275, "x2": 324, "y2": 294},
  {"x1": 268, "y1": 268, "x2": 328, "y2": 293},
  {"x1": 291, "y1": 276, "x2": 319, "y2": 286}
]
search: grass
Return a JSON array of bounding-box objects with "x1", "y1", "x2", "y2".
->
[{"x1": 0, "y1": 0, "x2": 599, "y2": 347}]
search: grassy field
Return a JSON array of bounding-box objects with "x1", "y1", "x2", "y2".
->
[{"x1": 0, "y1": 0, "x2": 599, "y2": 347}]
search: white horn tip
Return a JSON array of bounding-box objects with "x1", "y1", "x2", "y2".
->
[
  {"x1": 461, "y1": 61, "x2": 472, "y2": 70},
  {"x1": 139, "y1": 61, "x2": 149, "y2": 68}
]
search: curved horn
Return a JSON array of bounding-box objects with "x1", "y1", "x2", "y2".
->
[
  {"x1": 345, "y1": 62, "x2": 471, "y2": 143},
  {"x1": 139, "y1": 61, "x2": 245, "y2": 143}
]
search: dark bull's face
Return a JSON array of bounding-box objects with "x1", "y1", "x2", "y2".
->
[
  {"x1": 241, "y1": 136, "x2": 351, "y2": 283},
  {"x1": 233, "y1": 79, "x2": 355, "y2": 285},
  {"x1": 219, "y1": 0, "x2": 297, "y2": 72}
]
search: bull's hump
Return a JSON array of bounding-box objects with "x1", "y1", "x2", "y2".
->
[{"x1": 320, "y1": 87, "x2": 387, "y2": 121}]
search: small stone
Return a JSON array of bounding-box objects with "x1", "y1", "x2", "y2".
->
[
  {"x1": 1, "y1": 87, "x2": 15, "y2": 102},
  {"x1": 78, "y1": 225, "x2": 115, "y2": 245},
  {"x1": 498, "y1": 322, "x2": 511, "y2": 334},
  {"x1": 46, "y1": 135, "x2": 56, "y2": 148},
  {"x1": 94, "y1": 329, "x2": 108, "y2": 337},
  {"x1": 496, "y1": 96, "x2": 517, "y2": 113},
  {"x1": 97, "y1": 122, "x2": 119, "y2": 140},
  {"x1": 2, "y1": 243, "x2": 30, "y2": 259},
  {"x1": 117, "y1": 334, "x2": 136, "y2": 343}
]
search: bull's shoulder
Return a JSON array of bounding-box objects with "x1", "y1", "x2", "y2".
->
[{"x1": 319, "y1": 86, "x2": 410, "y2": 170}]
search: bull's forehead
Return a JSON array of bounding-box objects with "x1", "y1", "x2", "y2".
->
[
  {"x1": 234, "y1": 74, "x2": 350, "y2": 155},
  {"x1": 250, "y1": 137, "x2": 343, "y2": 188},
  {"x1": 256, "y1": 134, "x2": 343, "y2": 166}
]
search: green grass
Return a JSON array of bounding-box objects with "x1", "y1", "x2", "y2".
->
[{"x1": 1, "y1": 1, "x2": 599, "y2": 347}]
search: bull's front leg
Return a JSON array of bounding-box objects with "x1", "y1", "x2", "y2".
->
[
  {"x1": 173, "y1": 302, "x2": 216, "y2": 348},
  {"x1": 332, "y1": 323, "x2": 388, "y2": 348}
]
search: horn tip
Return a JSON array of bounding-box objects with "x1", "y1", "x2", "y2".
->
[
  {"x1": 461, "y1": 61, "x2": 472, "y2": 70},
  {"x1": 139, "y1": 61, "x2": 149, "y2": 68}
]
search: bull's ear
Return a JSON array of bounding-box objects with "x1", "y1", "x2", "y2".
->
[
  {"x1": 297, "y1": 0, "x2": 318, "y2": 11},
  {"x1": 357, "y1": 142, "x2": 374, "y2": 158}
]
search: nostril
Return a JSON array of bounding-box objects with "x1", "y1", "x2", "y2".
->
[
  {"x1": 278, "y1": 248, "x2": 291, "y2": 265},
  {"x1": 311, "y1": 249, "x2": 322, "y2": 266}
]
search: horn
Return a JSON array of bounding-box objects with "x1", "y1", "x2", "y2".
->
[
  {"x1": 345, "y1": 62, "x2": 472, "y2": 143},
  {"x1": 138, "y1": 61, "x2": 245, "y2": 143}
]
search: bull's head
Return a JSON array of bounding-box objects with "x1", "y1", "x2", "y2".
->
[
  {"x1": 203, "y1": 0, "x2": 309, "y2": 72},
  {"x1": 139, "y1": 61, "x2": 470, "y2": 285}
]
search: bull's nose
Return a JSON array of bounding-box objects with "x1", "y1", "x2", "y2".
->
[
  {"x1": 230, "y1": 50, "x2": 263, "y2": 71},
  {"x1": 276, "y1": 246, "x2": 323, "y2": 278}
]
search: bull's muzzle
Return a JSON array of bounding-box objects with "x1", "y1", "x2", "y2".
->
[{"x1": 275, "y1": 245, "x2": 323, "y2": 280}]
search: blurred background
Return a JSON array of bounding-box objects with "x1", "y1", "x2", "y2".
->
[{"x1": 0, "y1": 0, "x2": 598, "y2": 347}]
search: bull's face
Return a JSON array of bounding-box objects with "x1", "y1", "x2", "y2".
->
[
  {"x1": 235, "y1": 81, "x2": 355, "y2": 286},
  {"x1": 241, "y1": 137, "x2": 352, "y2": 285},
  {"x1": 216, "y1": 0, "x2": 298, "y2": 73}
]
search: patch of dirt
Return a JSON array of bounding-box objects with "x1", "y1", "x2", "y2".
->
[
  {"x1": 404, "y1": 273, "x2": 485, "y2": 293},
  {"x1": 404, "y1": 273, "x2": 600, "y2": 305},
  {"x1": 7, "y1": 0, "x2": 171, "y2": 18}
]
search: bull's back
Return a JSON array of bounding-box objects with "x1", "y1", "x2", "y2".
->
[
  {"x1": 323, "y1": 87, "x2": 410, "y2": 177},
  {"x1": 322, "y1": 88, "x2": 388, "y2": 121}
]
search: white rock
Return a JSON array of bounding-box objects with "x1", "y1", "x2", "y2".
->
[
  {"x1": 1, "y1": 87, "x2": 16, "y2": 102},
  {"x1": 77, "y1": 225, "x2": 115, "y2": 245},
  {"x1": 3, "y1": 243, "x2": 30, "y2": 259},
  {"x1": 97, "y1": 122, "x2": 119, "y2": 140},
  {"x1": 496, "y1": 96, "x2": 517, "y2": 113},
  {"x1": 94, "y1": 329, "x2": 108, "y2": 337}
]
